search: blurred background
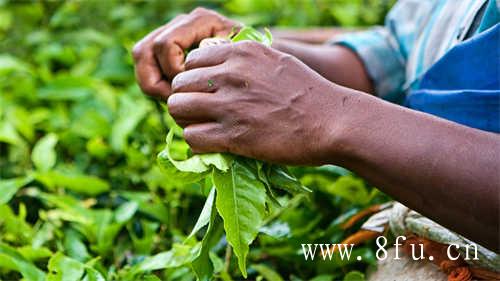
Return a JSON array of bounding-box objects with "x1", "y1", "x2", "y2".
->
[{"x1": 0, "y1": 0, "x2": 394, "y2": 280}]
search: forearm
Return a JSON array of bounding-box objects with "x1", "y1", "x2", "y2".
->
[
  {"x1": 272, "y1": 39, "x2": 374, "y2": 94},
  {"x1": 326, "y1": 86, "x2": 500, "y2": 251},
  {"x1": 270, "y1": 27, "x2": 353, "y2": 44}
]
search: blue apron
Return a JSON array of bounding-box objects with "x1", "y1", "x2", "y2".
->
[{"x1": 405, "y1": 24, "x2": 499, "y2": 133}]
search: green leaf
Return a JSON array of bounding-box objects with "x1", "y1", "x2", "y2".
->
[
  {"x1": 327, "y1": 176, "x2": 369, "y2": 204},
  {"x1": 343, "y1": 270, "x2": 365, "y2": 281},
  {"x1": 252, "y1": 264, "x2": 284, "y2": 281},
  {"x1": 0, "y1": 242, "x2": 46, "y2": 281},
  {"x1": 0, "y1": 176, "x2": 33, "y2": 204},
  {"x1": 17, "y1": 246, "x2": 53, "y2": 262},
  {"x1": 213, "y1": 160, "x2": 267, "y2": 277},
  {"x1": 31, "y1": 133, "x2": 58, "y2": 172},
  {"x1": 157, "y1": 129, "x2": 232, "y2": 183},
  {"x1": 70, "y1": 102, "x2": 111, "y2": 139},
  {"x1": 187, "y1": 187, "x2": 216, "y2": 240},
  {"x1": 94, "y1": 46, "x2": 133, "y2": 83},
  {"x1": 120, "y1": 191, "x2": 169, "y2": 224},
  {"x1": 8, "y1": 106, "x2": 36, "y2": 141},
  {"x1": 0, "y1": 205, "x2": 35, "y2": 244},
  {"x1": 127, "y1": 220, "x2": 159, "y2": 255},
  {"x1": 267, "y1": 165, "x2": 311, "y2": 194},
  {"x1": 83, "y1": 267, "x2": 106, "y2": 281},
  {"x1": 38, "y1": 75, "x2": 94, "y2": 100},
  {"x1": 310, "y1": 275, "x2": 336, "y2": 281},
  {"x1": 129, "y1": 243, "x2": 199, "y2": 276},
  {"x1": 231, "y1": 26, "x2": 273, "y2": 46},
  {"x1": 110, "y1": 95, "x2": 150, "y2": 151},
  {"x1": 0, "y1": 55, "x2": 32, "y2": 75},
  {"x1": 35, "y1": 171, "x2": 110, "y2": 195},
  {"x1": 47, "y1": 252, "x2": 106, "y2": 281},
  {"x1": 63, "y1": 229, "x2": 90, "y2": 262},
  {"x1": 142, "y1": 275, "x2": 162, "y2": 281},
  {"x1": 0, "y1": 120, "x2": 27, "y2": 147},
  {"x1": 191, "y1": 190, "x2": 222, "y2": 281},
  {"x1": 114, "y1": 201, "x2": 139, "y2": 224},
  {"x1": 47, "y1": 252, "x2": 85, "y2": 281}
]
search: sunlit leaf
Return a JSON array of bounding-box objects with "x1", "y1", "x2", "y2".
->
[
  {"x1": 128, "y1": 243, "x2": 199, "y2": 277},
  {"x1": 114, "y1": 201, "x2": 139, "y2": 223},
  {"x1": 110, "y1": 94, "x2": 150, "y2": 151},
  {"x1": 0, "y1": 176, "x2": 33, "y2": 204},
  {"x1": 31, "y1": 133, "x2": 58, "y2": 172},
  {"x1": 38, "y1": 76, "x2": 95, "y2": 100},
  {"x1": 187, "y1": 187, "x2": 216, "y2": 239},
  {"x1": 0, "y1": 242, "x2": 45, "y2": 281},
  {"x1": 35, "y1": 171, "x2": 110, "y2": 195},
  {"x1": 326, "y1": 176, "x2": 369, "y2": 204}
]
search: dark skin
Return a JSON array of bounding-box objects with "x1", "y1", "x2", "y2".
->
[{"x1": 133, "y1": 8, "x2": 500, "y2": 252}]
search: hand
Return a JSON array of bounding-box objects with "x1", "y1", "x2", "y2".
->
[
  {"x1": 169, "y1": 41, "x2": 347, "y2": 165},
  {"x1": 132, "y1": 7, "x2": 240, "y2": 100}
]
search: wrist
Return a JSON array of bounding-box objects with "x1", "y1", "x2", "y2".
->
[{"x1": 313, "y1": 84, "x2": 376, "y2": 166}]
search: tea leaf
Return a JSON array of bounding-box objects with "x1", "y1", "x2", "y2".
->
[
  {"x1": 0, "y1": 176, "x2": 33, "y2": 204},
  {"x1": 213, "y1": 160, "x2": 267, "y2": 277},
  {"x1": 32, "y1": 133, "x2": 58, "y2": 172}
]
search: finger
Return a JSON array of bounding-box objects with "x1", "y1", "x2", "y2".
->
[
  {"x1": 133, "y1": 25, "x2": 173, "y2": 99},
  {"x1": 199, "y1": 37, "x2": 231, "y2": 48},
  {"x1": 185, "y1": 44, "x2": 233, "y2": 70},
  {"x1": 167, "y1": 92, "x2": 221, "y2": 122},
  {"x1": 134, "y1": 61, "x2": 171, "y2": 100},
  {"x1": 183, "y1": 123, "x2": 228, "y2": 154},
  {"x1": 171, "y1": 66, "x2": 221, "y2": 93},
  {"x1": 153, "y1": 8, "x2": 239, "y2": 79},
  {"x1": 153, "y1": 16, "x2": 219, "y2": 79}
]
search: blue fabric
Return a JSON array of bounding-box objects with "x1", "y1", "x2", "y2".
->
[
  {"x1": 406, "y1": 24, "x2": 500, "y2": 133},
  {"x1": 477, "y1": 0, "x2": 499, "y2": 33},
  {"x1": 329, "y1": 0, "x2": 494, "y2": 103}
]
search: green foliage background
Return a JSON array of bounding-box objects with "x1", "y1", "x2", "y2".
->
[{"x1": 0, "y1": 0, "x2": 394, "y2": 280}]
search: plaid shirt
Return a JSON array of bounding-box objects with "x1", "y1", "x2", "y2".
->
[{"x1": 330, "y1": 0, "x2": 499, "y2": 103}]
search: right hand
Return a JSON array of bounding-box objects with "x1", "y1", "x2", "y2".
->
[{"x1": 132, "y1": 7, "x2": 240, "y2": 100}]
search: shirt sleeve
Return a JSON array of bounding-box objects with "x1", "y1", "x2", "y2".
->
[{"x1": 328, "y1": 0, "x2": 431, "y2": 102}]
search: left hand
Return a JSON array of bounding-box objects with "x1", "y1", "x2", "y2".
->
[{"x1": 168, "y1": 41, "x2": 345, "y2": 165}]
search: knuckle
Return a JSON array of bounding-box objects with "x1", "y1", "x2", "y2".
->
[
  {"x1": 173, "y1": 13, "x2": 187, "y2": 21},
  {"x1": 184, "y1": 49, "x2": 200, "y2": 68},
  {"x1": 183, "y1": 129, "x2": 193, "y2": 144},
  {"x1": 152, "y1": 37, "x2": 164, "y2": 53},
  {"x1": 138, "y1": 81, "x2": 158, "y2": 96},
  {"x1": 132, "y1": 41, "x2": 145, "y2": 61},
  {"x1": 136, "y1": 38, "x2": 159, "y2": 60},
  {"x1": 183, "y1": 127, "x2": 199, "y2": 148},
  {"x1": 166, "y1": 94, "x2": 182, "y2": 115},
  {"x1": 170, "y1": 73, "x2": 184, "y2": 92},
  {"x1": 279, "y1": 52, "x2": 295, "y2": 63},
  {"x1": 152, "y1": 36, "x2": 174, "y2": 54},
  {"x1": 191, "y1": 7, "x2": 210, "y2": 17},
  {"x1": 221, "y1": 70, "x2": 244, "y2": 86},
  {"x1": 245, "y1": 40, "x2": 261, "y2": 49},
  {"x1": 137, "y1": 79, "x2": 157, "y2": 96},
  {"x1": 235, "y1": 41, "x2": 260, "y2": 56}
]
